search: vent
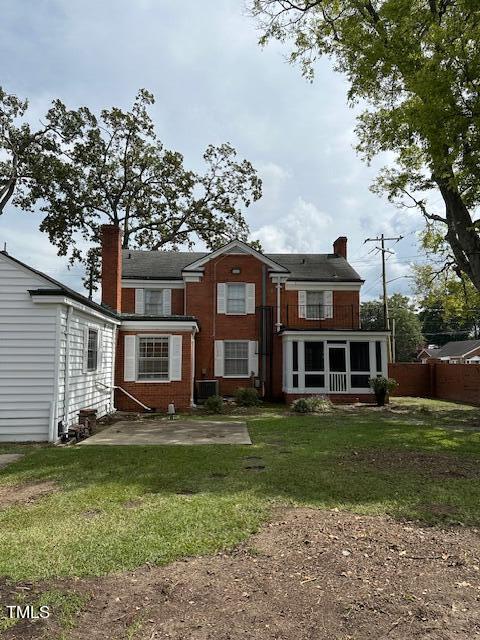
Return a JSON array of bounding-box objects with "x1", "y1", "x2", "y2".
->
[{"x1": 196, "y1": 379, "x2": 219, "y2": 402}]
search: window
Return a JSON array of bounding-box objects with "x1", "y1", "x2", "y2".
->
[
  {"x1": 87, "y1": 329, "x2": 98, "y2": 371},
  {"x1": 224, "y1": 341, "x2": 249, "y2": 376},
  {"x1": 226, "y1": 284, "x2": 246, "y2": 314},
  {"x1": 138, "y1": 337, "x2": 169, "y2": 380},
  {"x1": 305, "y1": 291, "x2": 323, "y2": 319},
  {"x1": 145, "y1": 290, "x2": 164, "y2": 315}
]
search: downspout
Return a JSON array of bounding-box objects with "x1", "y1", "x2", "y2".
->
[
  {"x1": 62, "y1": 305, "x2": 74, "y2": 434},
  {"x1": 261, "y1": 265, "x2": 267, "y2": 397},
  {"x1": 275, "y1": 277, "x2": 282, "y2": 332}
]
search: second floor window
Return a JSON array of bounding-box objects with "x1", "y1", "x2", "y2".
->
[
  {"x1": 145, "y1": 290, "x2": 164, "y2": 315},
  {"x1": 305, "y1": 291, "x2": 324, "y2": 320},
  {"x1": 226, "y1": 284, "x2": 246, "y2": 314}
]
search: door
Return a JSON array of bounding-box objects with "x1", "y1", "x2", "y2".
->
[{"x1": 328, "y1": 345, "x2": 347, "y2": 392}]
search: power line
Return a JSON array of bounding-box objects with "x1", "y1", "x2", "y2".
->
[{"x1": 364, "y1": 234, "x2": 404, "y2": 361}]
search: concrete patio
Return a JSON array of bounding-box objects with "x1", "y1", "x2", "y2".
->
[{"x1": 79, "y1": 418, "x2": 252, "y2": 446}]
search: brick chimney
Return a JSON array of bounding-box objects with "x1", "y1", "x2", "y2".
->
[
  {"x1": 101, "y1": 225, "x2": 123, "y2": 312},
  {"x1": 333, "y1": 236, "x2": 347, "y2": 259}
]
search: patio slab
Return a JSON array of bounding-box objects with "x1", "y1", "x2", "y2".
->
[{"x1": 79, "y1": 418, "x2": 252, "y2": 446}]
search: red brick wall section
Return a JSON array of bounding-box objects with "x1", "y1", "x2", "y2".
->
[
  {"x1": 122, "y1": 288, "x2": 135, "y2": 313},
  {"x1": 186, "y1": 254, "x2": 277, "y2": 397},
  {"x1": 101, "y1": 225, "x2": 123, "y2": 312},
  {"x1": 120, "y1": 288, "x2": 184, "y2": 314},
  {"x1": 388, "y1": 363, "x2": 432, "y2": 398},
  {"x1": 388, "y1": 362, "x2": 480, "y2": 406},
  {"x1": 115, "y1": 330, "x2": 194, "y2": 412},
  {"x1": 282, "y1": 289, "x2": 360, "y2": 329},
  {"x1": 434, "y1": 363, "x2": 480, "y2": 405}
]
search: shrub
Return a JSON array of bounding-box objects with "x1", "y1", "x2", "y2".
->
[
  {"x1": 291, "y1": 396, "x2": 333, "y2": 414},
  {"x1": 234, "y1": 387, "x2": 260, "y2": 407},
  {"x1": 369, "y1": 376, "x2": 398, "y2": 406},
  {"x1": 204, "y1": 395, "x2": 224, "y2": 413}
]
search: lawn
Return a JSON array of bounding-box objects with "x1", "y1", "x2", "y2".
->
[{"x1": 0, "y1": 397, "x2": 479, "y2": 582}]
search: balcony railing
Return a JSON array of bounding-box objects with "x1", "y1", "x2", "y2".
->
[{"x1": 285, "y1": 304, "x2": 360, "y2": 330}]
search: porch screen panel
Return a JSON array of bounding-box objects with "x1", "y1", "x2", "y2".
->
[
  {"x1": 304, "y1": 341, "x2": 325, "y2": 388},
  {"x1": 350, "y1": 341, "x2": 370, "y2": 388}
]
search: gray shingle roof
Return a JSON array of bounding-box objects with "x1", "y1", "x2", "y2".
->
[
  {"x1": 435, "y1": 339, "x2": 480, "y2": 358},
  {"x1": 122, "y1": 250, "x2": 363, "y2": 282}
]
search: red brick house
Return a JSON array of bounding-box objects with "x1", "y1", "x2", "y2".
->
[{"x1": 101, "y1": 226, "x2": 390, "y2": 411}]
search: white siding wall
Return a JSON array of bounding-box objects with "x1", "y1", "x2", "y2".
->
[
  {"x1": 58, "y1": 309, "x2": 116, "y2": 429},
  {"x1": 0, "y1": 254, "x2": 57, "y2": 441},
  {"x1": 0, "y1": 253, "x2": 117, "y2": 441}
]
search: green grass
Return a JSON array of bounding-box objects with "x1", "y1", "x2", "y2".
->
[{"x1": 0, "y1": 397, "x2": 479, "y2": 581}]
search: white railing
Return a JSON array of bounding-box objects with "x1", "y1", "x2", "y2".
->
[{"x1": 329, "y1": 372, "x2": 347, "y2": 392}]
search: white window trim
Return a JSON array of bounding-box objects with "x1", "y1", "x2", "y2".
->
[
  {"x1": 135, "y1": 334, "x2": 172, "y2": 384},
  {"x1": 84, "y1": 324, "x2": 101, "y2": 375},
  {"x1": 223, "y1": 339, "x2": 251, "y2": 378},
  {"x1": 225, "y1": 283, "x2": 247, "y2": 316}
]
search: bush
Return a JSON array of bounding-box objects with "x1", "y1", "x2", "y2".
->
[
  {"x1": 234, "y1": 387, "x2": 260, "y2": 407},
  {"x1": 291, "y1": 396, "x2": 333, "y2": 414},
  {"x1": 204, "y1": 395, "x2": 224, "y2": 413},
  {"x1": 369, "y1": 376, "x2": 398, "y2": 394}
]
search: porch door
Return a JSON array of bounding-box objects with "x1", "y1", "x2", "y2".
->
[{"x1": 328, "y1": 345, "x2": 347, "y2": 392}]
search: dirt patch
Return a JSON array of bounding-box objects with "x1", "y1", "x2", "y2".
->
[
  {"x1": 0, "y1": 481, "x2": 57, "y2": 509},
  {"x1": 3, "y1": 508, "x2": 480, "y2": 639},
  {"x1": 341, "y1": 448, "x2": 480, "y2": 480}
]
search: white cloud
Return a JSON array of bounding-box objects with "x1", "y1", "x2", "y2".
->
[{"x1": 252, "y1": 197, "x2": 333, "y2": 252}]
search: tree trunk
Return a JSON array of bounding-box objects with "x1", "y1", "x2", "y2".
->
[{"x1": 436, "y1": 177, "x2": 480, "y2": 293}]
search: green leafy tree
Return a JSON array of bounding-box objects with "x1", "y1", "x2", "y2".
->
[
  {"x1": 413, "y1": 263, "x2": 480, "y2": 343},
  {"x1": 361, "y1": 294, "x2": 424, "y2": 361},
  {"x1": 0, "y1": 88, "x2": 60, "y2": 214},
  {"x1": 2, "y1": 88, "x2": 262, "y2": 289},
  {"x1": 250, "y1": 1, "x2": 480, "y2": 291}
]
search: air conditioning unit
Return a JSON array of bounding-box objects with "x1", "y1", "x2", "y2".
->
[{"x1": 196, "y1": 379, "x2": 219, "y2": 403}]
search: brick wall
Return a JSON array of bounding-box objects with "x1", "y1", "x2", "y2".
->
[
  {"x1": 388, "y1": 362, "x2": 480, "y2": 406},
  {"x1": 282, "y1": 289, "x2": 360, "y2": 330},
  {"x1": 115, "y1": 330, "x2": 194, "y2": 412},
  {"x1": 120, "y1": 288, "x2": 184, "y2": 314},
  {"x1": 389, "y1": 363, "x2": 433, "y2": 398},
  {"x1": 186, "y1": 253, "x2": 277, "y2": 397}
]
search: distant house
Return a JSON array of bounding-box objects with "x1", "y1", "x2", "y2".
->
[{"x1": 418, "y1": 339, "x2": 480, "y2": 364}]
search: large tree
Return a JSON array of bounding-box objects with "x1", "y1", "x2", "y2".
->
[
  {"x1": 361, "y1": 294, "x2": 424, "y2": 361},
  {"x1": 2, "y1": 88, "x2": 262, "y2": 288},
  {"x1": 0, "y1": 88, "x2": 60, "y2": 214},
  {"x1": 250, "y1": 1, "x2": 480, "y2": 291}
]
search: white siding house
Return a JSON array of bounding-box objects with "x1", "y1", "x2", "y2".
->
[{"x1": 0, "y1": 251, "x2": 119, "y2": 442}]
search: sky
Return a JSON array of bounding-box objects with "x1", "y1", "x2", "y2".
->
[{"x1": 0, "y1": 0, "x2": 429, "y2": 299}]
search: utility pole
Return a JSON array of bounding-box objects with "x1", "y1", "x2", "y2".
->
[{"x1": 364, "y1": 233, "x2": 403, "y2": 362}]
